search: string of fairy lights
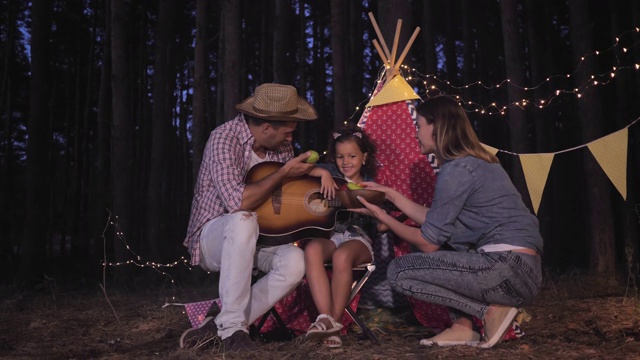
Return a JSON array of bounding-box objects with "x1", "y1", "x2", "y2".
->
[
  {"x1": 106, "y1": 26, "x2": 639, "y2": 280},
  {"x1": 101, "y1": 212, "x2": 194, "y2": 302},
  {"x1": 351, "y1": 26, "x2": 640, "y2": 117}
]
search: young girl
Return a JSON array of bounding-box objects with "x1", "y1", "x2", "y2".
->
[{"x1": 304, "y1": 125, "x2": 378, "y2": 348}]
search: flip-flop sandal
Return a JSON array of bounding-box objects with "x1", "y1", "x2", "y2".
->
[
  {"x1": 323, "y1": 335, "x2": 342, "y2": 348},
  {"x1": 305, "y1": 314, "x2": 342, "y2": 341}
]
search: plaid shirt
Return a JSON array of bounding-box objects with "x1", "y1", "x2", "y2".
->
[{"x1": 184, "y1": 114, "x2": 294, "y2": 265}]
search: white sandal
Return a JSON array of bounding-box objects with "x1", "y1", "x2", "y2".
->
[
  {"x1": 305, "y1": 314, "x2": 342, "y2": 341},
  {"x1": 323, "y1": 335, "x2": 342, "y2": 348}
]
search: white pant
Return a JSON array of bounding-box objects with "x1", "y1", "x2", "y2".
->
[{"x1": 199, "y1": 211, "x2": 305, "y2": 339}]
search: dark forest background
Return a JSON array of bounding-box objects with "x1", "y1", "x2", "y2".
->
[{"x1": 1, "y1": 0, "x2": 639, "y2": 291}]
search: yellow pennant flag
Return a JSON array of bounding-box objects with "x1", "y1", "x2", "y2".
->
[
  {"x1": 519, "y1": 153, "x2": 555, "y2": 215},
  {"x1": 587, "y1": 128, "x2": 628, "y2": 200},
  {"x1": 481, "y1": 143, "x2": 499, "y2": 156},
  {"x1": 366, "y1": 75, "x2": 420, "y2": 107}
]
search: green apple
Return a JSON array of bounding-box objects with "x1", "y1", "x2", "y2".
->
[
  {"x1": 306, "y1": 150, "x2": 320, "y2": 164},
  {"x1": 346, "y1": 182, "x2": 364, "y2": 190}
]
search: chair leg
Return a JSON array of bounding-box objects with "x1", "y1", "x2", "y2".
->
[
  {"x1": 345, "y1": 306, "x2": 380, "y2": 344},
  {"x1": 344, "y1": 264, "x2": 379, "y2": 344},
  {"x1": 251, "y1": 307, "x2": 295, "y2": 342},
  {"x1": 254, "y1": 311, "x2": 271, "y2": 333},
  {"x1": 253, "y1": 307, "x2": 288, "y2": 331},
  {"x1": 269, "y1": 307, "x2": 288, "y2": 329}
]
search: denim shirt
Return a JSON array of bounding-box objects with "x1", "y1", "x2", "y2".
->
[{"x1": 421, "y1": 156, "x2": 543, "y2": 254}]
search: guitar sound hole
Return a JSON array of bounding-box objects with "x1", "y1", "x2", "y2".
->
[{"x1": 305, "y1": 190, "x2": 330, "y2": 216}]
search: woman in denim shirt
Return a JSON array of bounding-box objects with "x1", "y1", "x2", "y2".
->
[{"x1": 353, "y1": 95, "x2": 543, "y2": 349}]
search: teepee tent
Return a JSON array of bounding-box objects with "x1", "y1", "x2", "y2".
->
[
  {"x1": 356, "y1": 14, "x2": 440, "y2": 317},
  {"x1": 357, "y1": 14, "x2": 437, "y2": 217}
]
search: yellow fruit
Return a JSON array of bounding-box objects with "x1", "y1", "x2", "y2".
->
[
  {"x1": 306, "y1": 150, "x2": 320, "y2": 163},
  {"x1": 346, "y1": 182, "x2": 364, "y2": 190}
]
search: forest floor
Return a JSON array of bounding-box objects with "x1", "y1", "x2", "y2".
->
[{"x1": 1, "y1": 273, "x2": 640, "y2": 360}]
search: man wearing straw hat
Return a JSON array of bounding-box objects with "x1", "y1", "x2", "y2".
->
[{"x1": 181, "y1": 83, "x2": 319, "y2": 352}]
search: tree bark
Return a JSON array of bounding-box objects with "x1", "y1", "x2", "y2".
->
[
  {"x1": 273, "y1": 0, "x2": 290, "y2": 83},
  {"x1": 91, "y1": 0, "x2": 112, "y2": 276},
  {"x1": 110, "y1": 0, "x2": 133, "y2": 265},
  {"x1": 461, "y1": 1, "x2": 476, "y2": 108},
  {"x1": 525, "y1": 0, "x2": 552, "y2": 152},
  {"x1": 191, "y1": 0, "x2": 209, "y2": 183},
  {"x1": 296, "y1": 0, "x2": 309, "y2": 146},
  {"x1": 568, "y1": 0, "x2": 616, "y2": 274},
  {"x1": 1, "y1": 0, "x2": 21, "y2": 274},
  {"x1": 221, "y1": 0, "x2": 240, "y2": 122},
  {"x1": 420, "y1": 0, "x2": 437, "y2": 77},
  {"x1": 443, "y1": 1, "x2": 458, "y2": 82},
  {"x1": 346, "y1": 0, "x2": 364, "y2": 123},
  {"x1": 330, "y1": 0, "x2": 348, "y2": 127},
  {"x1": 500, "y1": 0, "x2": 530, "y2": 153},
  {"x1": 147, "y1": 0, "x2": 177, "y2": 262},
  {"x1": 19, "y1": 0, "x2": 52, "y2": 285},
  {"x1": 499, "y1": 0, "x2": 530, "y2": 202}
]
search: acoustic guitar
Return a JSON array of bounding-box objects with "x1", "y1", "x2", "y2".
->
[{"x1": 245, "y1": 161, "x2": 385, "y2": 246}]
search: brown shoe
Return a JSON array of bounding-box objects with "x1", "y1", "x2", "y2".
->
[
  {"x1": 222, "y1": 330, "x2": 258, "y2": 352},
  {"x1": 179, "y1": 316, "x2": 218, "y2": 349}
]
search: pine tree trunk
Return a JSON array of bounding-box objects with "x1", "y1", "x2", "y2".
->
[
  {"x1": 110, "y1": 0, "x2": 133, "y2": 266},
  {"x1": 20, "y1": 0, "x2": 52, "y2": 285},
  {"x1": 499, "y1": 0, "x2": 530, "y2": 201},
  {"x1": 461, "y1": 1, "x2": 476, "y2": 109},
  {"x1": 192, "y1": 0, "x2": 209, "y2": 182},
  {"x1": 91, "y1": 0, "x2": 112, "y2": 271},
  {"x1": 147, "y1": 0, "x2": 177, "y2": 262},
  {"x1": 296, "y1": 1, "x2": 309, "y2": 146},
  {"x1": 500, "y1": 0, "x2": 530, "y2": 153},
  {"x1": 568, "y1": 0, "x2": 616, "y2": 274},
  {"x1": 330, "y1": 0, "x2": 348, "y2": 127},
  {"x1": 1, "y1": 0, "x2": 20, "y2": 274},
  {"x1": 420, "y1": 0, "x2": 437, "y2": 77},
  {"x1": 346, "y1": 0, "x2": 363, "y2": 123},
  {"x1": 443, "y1": 1, "x2": 458, "y2": 82},
  {"x1": 273, "y1": 0, "x2": 290, "y2": 83},
  {"x1": 221, "y1": 0, "x2": 240, "y2": 121}
]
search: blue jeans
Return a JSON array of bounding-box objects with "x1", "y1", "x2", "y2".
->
[{"x1": 387, "y1": 250, "x2": 541, "y2": 319}]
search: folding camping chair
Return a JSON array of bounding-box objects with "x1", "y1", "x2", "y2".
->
[
  {"x1": 252, "y1": 262, "x2": 379, "y2": 344},
  {"x1": 343, "y1": 262, "x2": 379, "y2": 344}
]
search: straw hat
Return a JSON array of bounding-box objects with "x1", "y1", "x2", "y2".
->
[{"x1": 236, "y1": 83, "x2": 318, "y2": 121}]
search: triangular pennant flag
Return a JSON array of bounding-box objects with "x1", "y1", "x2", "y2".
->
[
  {"x1": 481, "y1": 143, "x2": 499, "y2": 156},
  {"x1": 519, "y1": 153, "x2": 555, "y2": 215},
  {"x1": 587, "y1": 128, "x2": 628, "y2": 200},
  {"x1": 184, "y1": 300, "x2": 215, "y2": 329},
  {"x1": 366, "y1": 75, "x2": 420, "y2": 107}
]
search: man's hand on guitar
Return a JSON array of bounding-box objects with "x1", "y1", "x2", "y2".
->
[{"x1": 281, "y1": 152, "x2": 316, "y2": 178}]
